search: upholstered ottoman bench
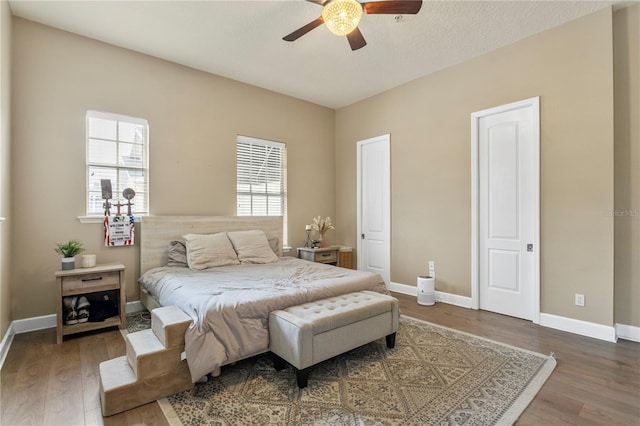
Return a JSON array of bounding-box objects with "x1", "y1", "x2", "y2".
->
[{"x1": 269, "y1": 290, "x2": 399, "y2": 388}]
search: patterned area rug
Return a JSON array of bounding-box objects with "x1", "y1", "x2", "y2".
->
[
  {"x1": 126, "y1": 309, "x2": 151, "y2": 333},
  {"x1": 127, "y1": 314, "x2": 555, "y2": 426}
]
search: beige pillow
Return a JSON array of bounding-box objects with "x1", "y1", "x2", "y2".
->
[
  {"x1": 167, "y1": 240, "x2": 188, "y2": 267},
  {"x1": 227, "y1": 230, "x2": 280, "y2": 264},
  {"x1": 182, "y1": 233, "x2": 240, "y2": 270},
  {"x1": 268, "y1": 237, "x2": 280, "y2": 256}
]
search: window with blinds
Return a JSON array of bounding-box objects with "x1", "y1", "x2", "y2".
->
[
  {"x1": 86, "y1": 111, "x2": 149, "y2": 216},
  {"x1": 236, "y1": 135, "x2": 287, "y2": 216}
]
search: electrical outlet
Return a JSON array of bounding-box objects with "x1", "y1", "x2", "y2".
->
[
  {"x1": 428, "y1": 261, "x2": 435, "y2": 270},
  {"x1": 575, "y1": 294, "x2": 585, "y2": 307}
]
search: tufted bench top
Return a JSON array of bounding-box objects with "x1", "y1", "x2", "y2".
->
[{"x1": 280, "y1": 290, "x2": 396, "y2": 335}]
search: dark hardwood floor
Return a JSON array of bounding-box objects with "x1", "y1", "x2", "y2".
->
[{"x1": 2, "y1": 292, "x2": 639, "y2": 425}]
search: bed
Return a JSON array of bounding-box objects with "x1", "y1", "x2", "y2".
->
[{"x1": 138, "y1": 216, "x2": 390, "y2": 382}]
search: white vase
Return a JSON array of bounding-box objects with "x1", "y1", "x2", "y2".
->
[{"x1": 61, "y1": 257, "x2": 75, "y2": 270}]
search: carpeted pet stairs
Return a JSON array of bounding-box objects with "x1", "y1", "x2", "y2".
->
[{"x1": 99, "y1": 306, "x2": 193, "y2": 416}]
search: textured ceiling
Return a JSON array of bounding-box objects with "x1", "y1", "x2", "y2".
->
[{"x1": 8, "y1": 0, "x2": 624, "y2": 109}]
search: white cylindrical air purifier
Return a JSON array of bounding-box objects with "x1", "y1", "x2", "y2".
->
[{"x1": 417, "y1": 275, "x2": 435, "y2": 306}]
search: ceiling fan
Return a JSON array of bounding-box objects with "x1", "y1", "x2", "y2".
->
[{"x1": 283, "y1": 0, "x2": 423, "y2": 51}]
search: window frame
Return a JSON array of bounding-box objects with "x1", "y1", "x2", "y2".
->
[
  {"x1": 236, "y1": 135, "x2": 288, "y2": 244},
  {"x1": 83, "y1": 110, "x2": 149, "y2": 220}
]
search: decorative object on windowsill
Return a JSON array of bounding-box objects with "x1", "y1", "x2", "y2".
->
[
  {"x1": 122, "y1": 188, "x2": 135, "y2": 215},
  {"x1": 311, "y1": 216, "x2": 335, "y2": 248},
  {"x1": 304, "y1": 225, "x2": 312, "y2": 248},
  {"x1": 54, "y1": 240, "x2": 85, "y2": 270},
  {"x1": 111, "y1": 188, "x2": 135, "y2": 216},
  {"x1": 104, "y1": 186, "x2": 136, "y2": 247},
  {"x1": 101, "y1": 179, "x2": 113, "y2": 216}
]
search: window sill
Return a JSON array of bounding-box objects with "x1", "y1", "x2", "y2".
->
[{"x1": 77, "y1": 215, "x2": 144, "y2": 224}]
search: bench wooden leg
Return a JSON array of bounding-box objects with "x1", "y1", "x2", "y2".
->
[
  {"x1": 386, "y1": 332, "x2": 396, "y2": 348},
  {"x1": 272, "y1": 353, "x2": 286, "y2": 371},
  {"x1": 295, "y1": 367, "x2": 310, "y2": 388}
]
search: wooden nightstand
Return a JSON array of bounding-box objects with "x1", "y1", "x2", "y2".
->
[
  {"x1": 298, "y1": 247, "x2": 339, "y2": 265},
  {"x1": 55, "y1": 263, "x2": 126, "y2": 344}
]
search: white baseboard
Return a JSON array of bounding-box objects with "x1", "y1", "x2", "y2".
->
[
  {"x1": 389, "y1": 282, "x2": 473, "y2": 309},
  {"x1": 390, "y1": 281, "x2": 623, "y2": 343},
  {"x1": 10, "y1": 301, "x2": 146, "y2": 336},
  {"x1": 539, "y1": 313, "x2": 617, "y2": 343},
  {"x1": 12, "y1": 313, "x2": 56, "y2": 334},
  {"x1": 388, "y1": 281, "x2": 417, "y2": 296},
  {"x1": 616, "y1": 323, "x2": 640, "y2": 343},
  {"x1": 435, "y1": 291, "x2": 473, "y2": 309},
  {"x1": 0, "y1": 322, "x2": 15, "y2": 370}
]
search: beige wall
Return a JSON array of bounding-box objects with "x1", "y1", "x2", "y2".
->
[
  {"x1": 5, "y1": 6, "x2": 638, "y2": 332},
  {"x1": 335, "y1": 8, "x2": 616, "y2": 326},
  {"x1": 10, "y1": 18, "x2": 335, "y2": 320},
  {"x1": 0, "y1": 0, "x2": 11, "y2": 338},
  {"x1": 614, "y1": 4, "x2": 640, "y2": 328}
]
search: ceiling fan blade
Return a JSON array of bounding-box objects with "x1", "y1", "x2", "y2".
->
[
  {"x1": 346, "y1": 27, "x2": 367, "y2": 51},
  {"x1": 283, "y1": 17, "x2": 324, "y2": 42},
  {"x1": 306, "y1": 0, "x2": 330, "y2": 5},
  {"x1": 362, "y1": 0, "x2": 423, "y2": 15}
]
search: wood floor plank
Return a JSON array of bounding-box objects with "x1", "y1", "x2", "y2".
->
[
  {"x1": 0, "y1": 331, "x2": 53, "y2": 425},
  {"x1": 43, "y1": 337, "x2": 85, "y2": 425},
  {"x1": 1, "y1": 293, "x2": 638, "y2": 425},
  {"x1": 79, "y1": 333, "x2": 111, "y2": 417}
]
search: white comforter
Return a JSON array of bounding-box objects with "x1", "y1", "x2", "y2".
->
[{"x1": 138, "y1": 257, "x2": 389, "y2": 382}]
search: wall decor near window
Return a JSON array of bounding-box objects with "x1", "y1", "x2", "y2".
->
[
  {"x1": 101, "y1": 179, "x2": 136, "y2": 246},
  {"x1": 104, "y1": 215, "x2": 134, "y2": 246}
]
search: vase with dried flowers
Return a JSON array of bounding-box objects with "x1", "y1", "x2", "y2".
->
[{"x1": 311, "y1": 216, "x2": 335, "y2": 248}]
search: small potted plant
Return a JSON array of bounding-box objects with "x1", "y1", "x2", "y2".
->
[{"x1": 54, "y1": 240, "x2": 85, "y2": 270}]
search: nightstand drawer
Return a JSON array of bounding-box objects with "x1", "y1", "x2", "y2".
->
[
  {"x1": 313, "y1": 250, "x2": 337, "y2": 263},
  {"x1": 62, "y1": 271, "x2": 120, "y2": 294}
]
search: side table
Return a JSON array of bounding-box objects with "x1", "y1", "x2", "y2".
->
[{"x1": 55, "y1": 263, "x2": 126, "y2": 344}]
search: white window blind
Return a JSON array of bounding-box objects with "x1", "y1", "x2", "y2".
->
[
  {"x1": 236, "y1": 135, "x2": 287, "y2": 241},
  {"x1": 86, "y1": 111, "x2": 149, "y2": 216}
]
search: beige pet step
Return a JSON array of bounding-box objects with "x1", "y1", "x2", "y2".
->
[
  {"x1": 126, "y1": 328, "x2": 184, "y2": 380},
  {"x1": 99, "y1": 305, "x2": 195, "y2": 416},
  {"x1": 152, "y1": 305, "x2": 192, "y2": 348},
  {"x1": 99, "y1": 355, "x2": 192, "y2": 416}
]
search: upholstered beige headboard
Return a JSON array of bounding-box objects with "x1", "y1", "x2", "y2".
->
[{"x1": 140, "y1": 216, "x2": 283, "y2": 274}]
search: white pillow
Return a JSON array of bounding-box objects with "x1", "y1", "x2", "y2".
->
[
  {"x1": 182, "y1": 233, "x2": 240, "y2": 270},
  {"x1": 227, "y1": 230, "x2": 279, "y2": 264}
]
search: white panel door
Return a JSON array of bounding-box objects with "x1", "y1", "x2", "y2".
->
[
  {"x1": 357, "y1": 135, "x2": 390, "y2": 286},
  {"x1": 476, "y1": 100, "x2": 539, "y2": 321}
]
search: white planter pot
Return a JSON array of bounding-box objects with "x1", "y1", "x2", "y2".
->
[{"x1": 61, "y1": 257, "x2": 75, "y2": 270}]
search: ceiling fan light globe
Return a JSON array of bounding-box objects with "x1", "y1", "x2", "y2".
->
[{"x1": 322, "y1": 0, "x2": 363, "y2": 36}]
